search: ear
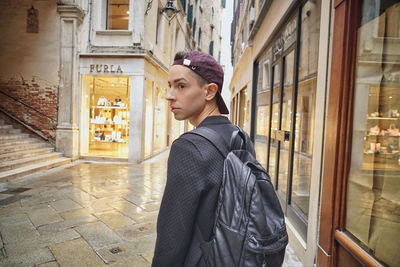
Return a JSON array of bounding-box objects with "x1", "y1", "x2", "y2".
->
[{"x1": 204, "y1": 83, "x2": 219, "y2": 101}]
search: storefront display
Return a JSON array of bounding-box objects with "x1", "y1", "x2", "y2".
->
[
  {"x1": 144, "y1": 78, "x2": 169, "y2": 158},
  {"x1": 345, "y1": 2, "x2": 400, "y2": 266},
  {"x1": 144, "y1": 80, "x2": 154, "y2": 158},
  {"x1": 81, "y1": 75, "x2": 130, "y2": 158}
]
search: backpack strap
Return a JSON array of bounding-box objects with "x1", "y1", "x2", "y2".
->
[{"x1": 186, "y1": 127, "x2": 230, "y2": 157}]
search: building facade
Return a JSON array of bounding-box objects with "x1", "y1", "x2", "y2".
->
[
  {"x1": 0, "y1": 0, "x2": 224, "y2": 162},
  {"x1": 230, "y1": 0, "x2": 399, "y2": 266}
]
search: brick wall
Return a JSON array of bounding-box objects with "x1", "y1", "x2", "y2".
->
[{"x1": 0, "y1": 77, "x2": 58, "y2": 141}]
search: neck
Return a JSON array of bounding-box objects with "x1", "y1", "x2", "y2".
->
[{"x1": 190, "y1": 104, "x2": 221, "y2": 127}]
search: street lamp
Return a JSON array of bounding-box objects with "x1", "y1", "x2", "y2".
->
[{"x1": 160, "y1": 0, "x2": 180, "y2": 23}]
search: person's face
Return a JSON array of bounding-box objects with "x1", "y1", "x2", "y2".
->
[{"x1": 166, "y1": 65, "x2": 208, "y2": 123}]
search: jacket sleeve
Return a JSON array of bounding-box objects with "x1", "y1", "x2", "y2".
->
[{"x1": 152, "y1": 138, "x2": 206, "y2": 267}]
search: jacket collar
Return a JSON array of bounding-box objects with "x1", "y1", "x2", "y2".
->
[{"x1": 197, "y1": 116, "x2": 231, "y2": 127}]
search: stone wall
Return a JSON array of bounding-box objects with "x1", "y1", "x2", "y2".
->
[
  {"x1": 0, "y1": 77, "x2": 57, "y2": 141},
  {"x1": 0, "y1": 0, "x2": 60, "y2": 141}
]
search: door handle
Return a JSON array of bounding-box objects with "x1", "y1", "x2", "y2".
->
[
  {"x1": 275, "y1": 130, "x2": 290, "y2": 142},
  {"x1": 284, "y1": 130, "x2": 290, "y2": 141}
]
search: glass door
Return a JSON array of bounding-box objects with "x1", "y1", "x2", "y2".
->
[
  {"x1": 269, "y1": 49, "x2": 308, "y2": 238},
  {"x1": 253, "y1": 0, "x2": 321, "y2": 240},
  {"x1": 269, "y1": 51, "x2": 295, "y2": 202}
]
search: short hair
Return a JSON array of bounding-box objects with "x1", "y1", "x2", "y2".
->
[{"x1": 174, "y1": 51, "x2": 208, "y2": 88}]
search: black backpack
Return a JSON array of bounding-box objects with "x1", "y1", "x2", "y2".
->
[{"x1": 190, "y1": 126, "x2": 288, "y2": 267}]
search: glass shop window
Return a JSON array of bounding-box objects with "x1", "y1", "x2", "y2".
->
[
  {"x1": 153, "y1": 86, "x2": 168, "y2": 152},
  {"x1": 239, "y1": 88, "x2": 250, "y2": 133},
  {"x1": 85, "y1": 75, "x2": 130, "y2": 158},
  {"x1": 107, "y1": 0, "x2": 129, "y2": 30},
  {"x1": 254, "y1": 55, "x2": 271, "y2": 169},
  {"x1": 345, "y1": 1, "x2": 400, "y2": 266}
]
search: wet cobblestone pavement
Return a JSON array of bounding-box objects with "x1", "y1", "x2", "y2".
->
[{"x1": 0, "y1": 151, "x2": 302, "y2": 267}]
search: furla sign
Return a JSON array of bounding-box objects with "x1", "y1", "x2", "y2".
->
[{"x1": 89, "y1": 64, "x2": 123, "y2": 74}]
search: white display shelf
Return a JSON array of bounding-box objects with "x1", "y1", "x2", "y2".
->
[
  {"x1": 367, "y1": 116, "x2": 399, "y2": 120},
  {"x1": 93, "y1": 106, "x2": 127, "y2": 109}
]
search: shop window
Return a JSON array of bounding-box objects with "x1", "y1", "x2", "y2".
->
[
  {"x1": 170, "y1": 117, "x2": 185, "y2": 144},
  {"x1": 345, "y1": 2, "x2": 400, "y2": 266},
  {"x1": 144, "y1": 80, "x2": 154, "y2": 158},
  {"x1": 290, "y1": 0, "x2": 320, "y2": 221},
  {"x1": 254, "y1": 55, "x2": 272, "y2": 170},
  {"x1": 82, "y1": 75, "x2": 130, "y2": 158},
  {"x1": 239, "y1": 88, "x2": 250, "y2": 133},
  {"x1": 107, "y1": 0, "x2": 130, "y2": 30},
  {"x1": 153, "y1": 86, "x2": 168, "y2": 152},
  {"x1": 231, "y1": 93, "x2": 240, "y2": 125}
]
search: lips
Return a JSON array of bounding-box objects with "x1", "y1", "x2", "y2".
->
[{"x1": 170, "y1": 106, "x2": 180, "y2": 113}]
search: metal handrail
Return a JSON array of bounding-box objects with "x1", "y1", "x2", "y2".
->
[{"x1": 0, "y1": 90, "x2": 57, "y2": 122}]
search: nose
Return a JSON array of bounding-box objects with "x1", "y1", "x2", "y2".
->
[{"x1": 166, "y1": 87, "x2": 175, "y2": 101}]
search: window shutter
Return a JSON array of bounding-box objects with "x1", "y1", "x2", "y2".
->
[
  {"x1": 209, "y1": 41, "x2": 214, "y2": 56},
  {"x1": 187, "y1": 4, "x2": 193, "y2": 28},
  {"x1": 180, "y1": 0, "x2": 186, "y2": 12},
  {"x1": 193, "y1": 19, "x2": 196, "y2": 39}
]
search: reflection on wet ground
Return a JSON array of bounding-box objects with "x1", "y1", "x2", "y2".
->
[{"x1": 0, "y1": 150, "x2": 302, "y2": 266}]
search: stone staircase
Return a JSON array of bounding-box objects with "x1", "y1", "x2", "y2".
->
[{"x1": 0, "y1": 118, "x2": 71, "y2": 183}]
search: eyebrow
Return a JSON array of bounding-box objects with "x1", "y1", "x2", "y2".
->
[{"x1": 171, "y1": 78, "x2": 188, "y2": 83}]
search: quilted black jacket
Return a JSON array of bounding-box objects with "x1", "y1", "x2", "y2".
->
[{"x1": 152, "y1": 116, "x2": 238, "y2": 267}]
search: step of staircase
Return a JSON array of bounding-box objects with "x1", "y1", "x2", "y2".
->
[
  {"x1": 0, "y1": 128, "x2": 21, "y2": 134},
  {"x1": 0, "y1": 152, "x2": 64, "y2": 172},
  {"x1": 0, "y1": 147, "x2": 55, "y2": 162},
  {"x1": 0, "y1": 142, "x2": 48, "y2": 154},
  {"x1": 0, "y1": 125, "x2": 12, "y2": 130},
  {"x1": 0, "y1": 114, "x2": 72, "y2": 183},
  {"x1": 0, "y1": 138, "x2": 41, "y2": 147},
  {"x1": 0, "y1": 133, "x2": 31, "y2": 141},
  {"x1": 0, "y1": 157, "x2": 72, "y2": 183}
]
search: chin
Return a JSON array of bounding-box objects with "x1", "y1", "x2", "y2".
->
[{"x1": 173, "y1": 114, "x2": 187, "y2": 121}]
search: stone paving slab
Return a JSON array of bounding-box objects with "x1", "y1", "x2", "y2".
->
[
  {"x1": 0, "y1": 220, "x2": 40, "y2": 244},
  {"x1": 79, "y1": 197, "x2": 122, "y2": 213},
  {"x1": 137, "y1": 202, "x2": 161, "y2": 212},
  {"x1": 129, "y1": 234, "x2": 157, "y2": 254},
  {"x1": 50, "y1": 199, "x2": 82, "y2": 212},
  {"x1": 95, "y1": 241, "x2": 143, "y2": 264},
  {"x1": 108, "y1": 200, "x2": 159, "y2": 224},
  {"x1": 50, "y1": 238, "x2": 106, "y2": 267},
  {"x1": 36, "y1": 261, "x2": 60, "y2": 267},
  {"x1": 20, "y1": 195, "x2": 59, "y2": 207},
  {"x1": 94, "y1": 210, "x2": 136, "y2": 230},
  {"x1": 0, "y1": 247, "x2": 54, "y2": 267},
  {"x1": 27, "y1": 206, "x2": 64, "y2": 227},
  {"x1": 108, "y1": 256, "x2": 150, "y2": 267},
  {"x1": 75, "y1": 221, "x2": 122, "y2": 250},
  {"x1": 141, "y1": 251, "x2": 154, "y2": 265},
  {"x1": 115, "y1": 221, "x2": 157, "y2": 241},
  {"x1": 59, "y1": 207, "x2": 93, "y2": 220},
  {"x1": 37, "y1": 215, "x2": 98, "y2": 232},
  {"x1": 0, "y1": 212, "x2": 30, "y2": 226},
  {"x1": 3, "y1": 228, "x2": 80, "y2": 266},
  {"x1": 0, "y1": 193, "x2": 13, "y2": 201}
]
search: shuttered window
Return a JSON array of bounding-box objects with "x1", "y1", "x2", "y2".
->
[
  {"x1": 187, "y1": 4, "x2": 193, "y2": 28},
  {"x1": 209, "y1": 40, "x2": 214, "y2": 56}
]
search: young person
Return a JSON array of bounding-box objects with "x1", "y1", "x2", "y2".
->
[{"x1": 152, "y1": 51, "x2": 238, "y2": 266}]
